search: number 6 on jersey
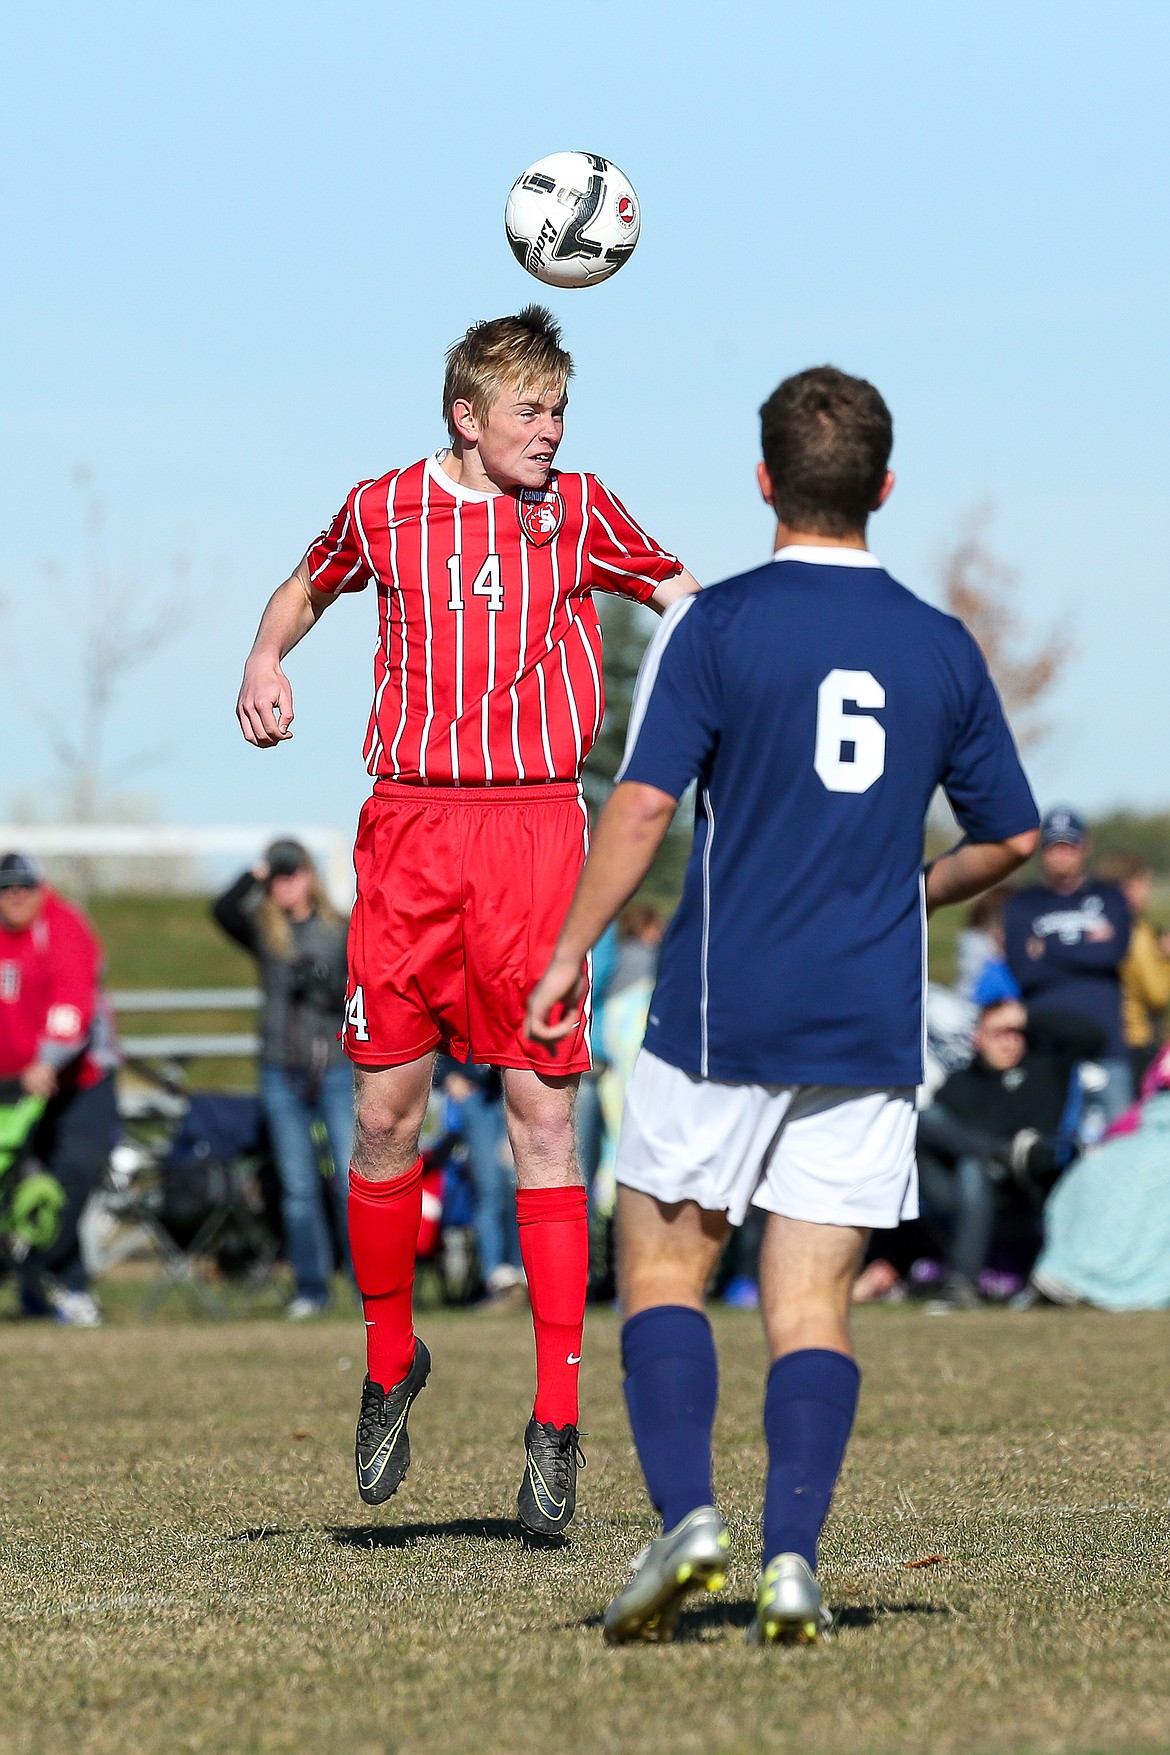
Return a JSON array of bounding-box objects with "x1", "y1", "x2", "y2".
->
[{"x1": 814, "y1": 668, "x2": 886, "y2": 794}]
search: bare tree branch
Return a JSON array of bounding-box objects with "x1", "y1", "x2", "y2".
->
[
  {"x1": 940, "y1": 507, "x2": 1073, "y2": 750},
  {"x1": 2, "y1": 470, "x2": 189, "y2": 842}
]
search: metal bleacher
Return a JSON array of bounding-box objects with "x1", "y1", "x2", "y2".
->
[{"x1": 111, "y1": 988, "x2": 261, "y2": 1063}]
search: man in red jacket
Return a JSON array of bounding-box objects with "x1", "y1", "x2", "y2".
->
[{"x1": 0, "y1": 852, "x2": 120, "y2": 1325}]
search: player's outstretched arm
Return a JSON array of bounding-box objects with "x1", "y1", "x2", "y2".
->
[
  {"x1": 526, "y1": 781, "x2": 678, "y2": 1043},
  {"x1": 649, "y1": 567, "x2": 701, "y2": 614},
  {"x1": 924, "y1": 828, "x2": 1040, "y2": 917},
  {"x1": 236, "y1": 561, "x2": 334, "y2": 748}
]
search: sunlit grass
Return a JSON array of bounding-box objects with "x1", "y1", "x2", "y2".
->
[{"x1": 1, "y1": 1303, "x2": 1168, "y2": 1754}]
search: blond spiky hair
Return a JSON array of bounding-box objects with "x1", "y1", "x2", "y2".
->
[{"x1": 442, "y1": 305, "x2": 573, "y2": 438}]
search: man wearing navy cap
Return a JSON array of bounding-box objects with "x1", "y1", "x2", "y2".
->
[{"x1": 1002, "y1": 809, "x2": 1132, "y2": 1124}]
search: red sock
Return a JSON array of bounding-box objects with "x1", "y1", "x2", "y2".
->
[
  {"x1": 517, "y1": 1184, "x2": 588, "y2": 1428},
  {"x1": 348, "y1": 1160, "x2": 422, "y2": 1389}
]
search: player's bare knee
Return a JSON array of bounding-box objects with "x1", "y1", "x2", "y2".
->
[
  {"x1": 503, "y1": 1070, "x2": 579, "y2": 1186},
  {"x1": 620, "y1": 1261, "x2": 708, "y2": 1318},
  {"x1": 764, "y1": 1293, "x2": 854, "y2": 1362},
  {"x1": 509, "y1": 1113, "x2": 579, "y2": 1186},
  {"x1": 352, "y1": 1071, "x2": 429, "y2": 1178},
  {"x1": 352, "y1": 1113, "x2": 417, "y2": 1177}
]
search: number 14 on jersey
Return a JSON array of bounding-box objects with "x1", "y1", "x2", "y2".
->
[{"x1": 447, "y1": 554, "x2": 504, "y2": 613}]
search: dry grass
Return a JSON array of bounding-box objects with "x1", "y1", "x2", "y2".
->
[{"x1": 1, "y1": 1302, "x2": 1168, "y2": 1755}]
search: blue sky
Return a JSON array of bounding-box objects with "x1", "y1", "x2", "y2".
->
[{"x1": 1, "y1": 0, "x2": 1167, "y2": 838}]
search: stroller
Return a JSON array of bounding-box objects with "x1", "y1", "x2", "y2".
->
[
  {"x1": 0, "y1": 1081, "x2": 66, "y2": 1278},
  {"x1": 93, "y1": 1085, "x2": 283, "y2": 1316}
]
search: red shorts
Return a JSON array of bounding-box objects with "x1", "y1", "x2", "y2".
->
[{"x1": 344, "y1": 780, "x2": 592, "y2": 1074}]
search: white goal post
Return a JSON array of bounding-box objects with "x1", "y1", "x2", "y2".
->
[
  {"x1": 0, "y1": 824, "x2": 355, "y2": 1064},
  {"x1": 0, "y1": 824, "x2": 355, "y2": 909}
]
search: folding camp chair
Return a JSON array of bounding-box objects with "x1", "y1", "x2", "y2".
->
[
  {"x1": 138, "y1": 1092, "x2": 281, "y2": 1316},
  {"x1": 98, "y1": 1089, "x2": 281, "y2": 1317}
]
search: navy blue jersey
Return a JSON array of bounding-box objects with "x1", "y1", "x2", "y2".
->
[
  {"x1": 1002, "y1": 881, "x2": 1130, "y2": 1057},
  {"x1": 617, "y1": 548, "x2": 1039, "y2": 1086}
]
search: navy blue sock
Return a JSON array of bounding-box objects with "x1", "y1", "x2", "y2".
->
[
  {"x1": 762, "y1": 1348, "x2": 860, "y2": 1571},
  {"x1": 621, "y1": 1305, "x2": 718, "y2": 1533}
]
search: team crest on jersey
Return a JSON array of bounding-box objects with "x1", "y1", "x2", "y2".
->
[{"x1": 518, "y1": 485, "x2": 565, "y2": 547}]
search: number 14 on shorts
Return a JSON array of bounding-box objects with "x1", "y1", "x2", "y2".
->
[{"x1": 345, "y1": 986, "x2": 370, "y2": 1043}]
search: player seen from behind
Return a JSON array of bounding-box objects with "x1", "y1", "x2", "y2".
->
[
  {"x1": 528, "y1": 366, "x2": 1040, "y2": 1639},
  {"x1": 236, "y1": 307, "x2": 700, "y2": 1534}
]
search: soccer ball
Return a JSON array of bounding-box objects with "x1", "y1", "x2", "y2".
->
[{"x1": 505, "y1": 152, "x2": 640, "y2": 289}]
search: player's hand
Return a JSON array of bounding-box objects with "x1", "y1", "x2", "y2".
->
[
  {"x1": 526, "y1": 954, "x2": 588, "y2": 1045},
  {"x1": 237, "y1": 654, "x2": 295, "y2": 747},
  {"x1": 21, "y1": 1061, "x2": 57, "y2": 1100}
]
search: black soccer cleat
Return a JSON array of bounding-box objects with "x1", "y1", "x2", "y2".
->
[
  {"x1": 354, "y1": 1337, "x2": 431, "y2": 1506},
  {"x1": 517, "y1": 1417, "x2": 585, "y2": 1537}
]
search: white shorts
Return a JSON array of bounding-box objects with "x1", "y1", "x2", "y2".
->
[{"x1": 615, "y1": 1050, "x2": 919, "y2": 1230}]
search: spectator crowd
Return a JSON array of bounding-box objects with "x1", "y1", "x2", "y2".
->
[
  {"x1": 3, "y1": 805, "x2": 1170, "y2": 1324},
  {"x1": 903, "y1": 805, "x2": 1170, "y2": 1310}
]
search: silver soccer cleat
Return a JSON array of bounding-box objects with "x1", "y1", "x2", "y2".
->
[
  {"x1": 603, "y1": 1505, "x2": 730, "y2": 1644},
  {"x1": 747, "y1": 1552, "x2": 833, "y2": 1645}
]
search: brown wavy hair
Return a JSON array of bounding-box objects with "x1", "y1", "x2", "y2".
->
[
  {"x1": 257, "y1": 862, "x2": 344, "y2": 960},
  {"x1": 760, "y1": 366, "x2": 893, "y2": 538}
]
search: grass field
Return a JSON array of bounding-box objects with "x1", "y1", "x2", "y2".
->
[
  {"x1": 83, "y1": 893, "x2": 970, "y2": 1095},
  {"x1": 87, "y1": 895, "x2": 259, "y2": 1092},
  {"x1": 78, "y1": 890, "x2": 984, "y2": 998},
  {"x1": 2, "y1": 1302, "x2": 1169, "y2": 1755},
  {"x1": 81, "y1": 889, "x2": 972, "y2": 995}
]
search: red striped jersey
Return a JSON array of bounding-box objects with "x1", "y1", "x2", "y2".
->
[{"x1": 305, "y1": 454, "x2": 682, "y2": 785}]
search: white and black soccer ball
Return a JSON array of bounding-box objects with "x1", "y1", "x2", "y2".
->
[{"x1": 505, "y1": 152, "x2": 640, "y2": 289}]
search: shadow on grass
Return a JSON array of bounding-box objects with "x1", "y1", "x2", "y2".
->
[
  {"x1": 328, "y1": 1518, "x2": 564, "y2": 1552},
  {"x1": 570, "y1": 1599, "x2": 757, "y2": 1636},
  {"x1": 573, "y1": 1599, "x2": 953, "y2": 1638},
  {"x1": 834, "y1": 1602, "x2": 953, "y2": 1630}
]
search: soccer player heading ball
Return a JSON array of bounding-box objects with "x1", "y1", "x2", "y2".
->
[
  {"x1": 528, "y1": 366, "x2": 1041, "y2": 1641},
  {"x1": 236, "y1": 307, "x2": 700, "y2": 1534}
]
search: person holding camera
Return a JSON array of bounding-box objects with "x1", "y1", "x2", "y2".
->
[{"x1": 213, "y1": 840, "x2": 353, "y2": 1317}]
